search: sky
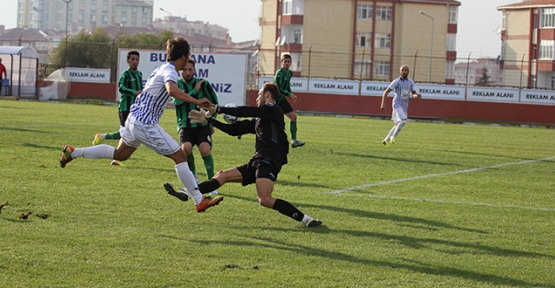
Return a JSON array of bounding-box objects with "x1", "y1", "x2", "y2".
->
[{"x1": 0, "y1": 0, "x2": 517, "y2": 57}]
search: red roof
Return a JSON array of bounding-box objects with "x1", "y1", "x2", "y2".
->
[
  {"x1": 401, "y1": 0, "x2": 461, "y2": 5},
  {"x1": 498, "y1": 0, "x2": 555, "y2": 10}
]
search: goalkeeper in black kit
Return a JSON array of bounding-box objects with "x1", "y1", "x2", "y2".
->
[{"x1": 164, "y1": 82, "x2": 322, "y2": 227}]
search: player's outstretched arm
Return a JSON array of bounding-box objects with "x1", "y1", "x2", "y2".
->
[{"x1": 166, "y1": 81, "x2": 211, "y2": 108}]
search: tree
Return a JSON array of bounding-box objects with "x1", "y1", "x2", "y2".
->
[
  {"x1": 48, "y1": 28, "x2": 174, "y2": 80},
  {"x1": 476, "y1": 66, "x2": 492, "y2": 86}
]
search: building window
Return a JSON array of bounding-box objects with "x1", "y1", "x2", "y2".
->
[
  {"x1": 121, "y1": 6, "x2": 127, "y2": 14},
  {"x1": 132, "y1": 6, "x2": 137, "y2": 14},
  {"x1": 448, "y1": 6, "x2": 458, "y2": 24},
  {"x1": 78, "y1": 13, "x2": 84, "y2": 22},
  {"x1": 539, "y1": 40, "x2": 554, "y2": 59},
  {"x1": 131, "y1": 16, "x2": 137, "y2": 25},
  {"x1": 375, "y1": 34, "x2": 391, "y2": 48},
  {"x1": 377, "y1": 6, "x2": 392, "y2": 21},
  {"x1": 541, "y1": 8, "x2": 555, "y2": 28},
  {"x1": 283, "y1": 0, "x2": 304, "y2": 15},
  {"x1": 374, "y1": 61, "x2": 390, "y2": 76},
  {"x1": 357, "y1": 4, "x2": 372, "y2": 20},
  {"x1": 354, "y1": 61, "x2": 371, "y2": 79},
  {"x1": 142, "y1": 17, "x2": 147, "y2": 25},
  {"x1": 102, "y1": 4, "x2": 108, "y2": 13},
  {"x1": 78, "y1": 2, "x2": 85, "y2": 12},
  {"x1": 122, "y1": 16, "x2": 127, "y2": 24},
  {"x1": 446, "y1": 34, "x2": 456, "y2": 51},
  {"x1": 90, "y1": 14, "x2": 96, "y2": 22},
  {"x1": 293, "y1": 29, "x2": 302, "y2": 43},
  {"x1": 356, "y1": 32, "x2": 371, "y2": 47},
  {"x1": 102, "y1": 15, "x2": 108, "y2": 24},
  {"x1": 445, "y1": 61, "x2": 454, "y2": 79},
  {"x1": 142, "y1": 7, "x2": 148, "y2": 14}
]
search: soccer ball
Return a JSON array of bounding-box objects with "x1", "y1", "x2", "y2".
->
[{"x1": 222, "y1": 103, "x2": 239, "y2": 123}]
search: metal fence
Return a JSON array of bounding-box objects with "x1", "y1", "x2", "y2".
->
[
  {"x1": 258, "y1": 48, "x2": 553, "y2": 90},
  {"x1": 25, "y1": 38, "x2": 554, "y2": 90}
]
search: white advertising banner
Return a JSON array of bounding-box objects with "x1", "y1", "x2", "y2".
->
[
  {"x1": 258, "y1": 76, "x2": 308, "y2": 92},
  {"x1": 360, "y1": 81, "x2": 390, "y2": 97},
  {"x1": 416, "y1": 84, "x2": 466, "y2": 101},
  {"x1": 64, "y1": 67, "x2": 110, "y2": 83},
  {"x1": 519, "y1": 89, "x2": 555, "y2": 106},
  {"x1": 117, "y1": 49, "x2": 247, "y2": 105},
  {"x1": 467, "y1": 86, "x2": 520, "y2": 103},
  {"x1": 308, "y1": 78, "x2": 359, "y2": 95}
]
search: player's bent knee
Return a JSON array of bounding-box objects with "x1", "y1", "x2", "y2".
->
[{"x1": 258, "y1": 197, "x2": 273, "y2": 208}]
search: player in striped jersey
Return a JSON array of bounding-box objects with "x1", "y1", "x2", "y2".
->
[
  {"x1": 60, "y1": 37, "x2": 223, "y2": 213},
  {"x1": 92, "y1": 51, "x2": 143, "y2": 154},
  {"x1": 380, "y1": 65, "x2": 421, "y2": 145}
]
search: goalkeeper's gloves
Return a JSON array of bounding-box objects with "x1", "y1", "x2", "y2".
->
[
  {"x1": 188, "y1": 109, "x2": 210, "y2": 124},
  {"x1": 197, "y1": 104, "x2": 219, "y2": 117}
]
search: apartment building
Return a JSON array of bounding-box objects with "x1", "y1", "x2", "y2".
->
[
  {"x1": 454, "y1": 58, "x2": 504, "y2": 86},
  {"x1": 498, "y1": 0, "x2": 555, "y2": 88},
  {"x1": 259, "y1": 0, "x2": 461, "y2": 83},
  {"x1": 153, "y1": 16, "x2": 231, "y2": 42},
  {"x1": 17, "y1": 0, "x2": 153, "y2": 35}
]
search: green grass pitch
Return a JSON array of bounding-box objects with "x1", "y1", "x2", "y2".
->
[{"x1": 1, "y1": 100, "x2": 554, "y2": 287}]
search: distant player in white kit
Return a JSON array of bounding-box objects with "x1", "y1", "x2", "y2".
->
[
  {"x1": 380, "y1": 65, "x2": 421, "y2": 145},
  {"x1": 60, "y1": 37, "x2": 223, "y2": 213}
]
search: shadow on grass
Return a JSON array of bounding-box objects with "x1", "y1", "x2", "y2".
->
[
  {"x1": 333, "y1": 151, "x2": 461, "y2": 166},
  {"x1": 443, "y1": 149, "x2": 532, "y2": 161},
  {"x1": 223, "y1": 194, "x2": 485, "y2": 234},
  {"x1": 275, "y1": 179, "x2": 331, "y2": 190},
  {"x1": 1, "y1": 127, "x2": 46, "y2": 133},
  {"x1": 188, "y1": 234, "x2": 551, "y2": 288},
  {"x1": 23, "y1": 143, "x2": 61, "y2": 150}
]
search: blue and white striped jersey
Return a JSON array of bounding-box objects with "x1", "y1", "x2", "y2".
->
[
  {"x1": 388, "y1": 77, "x2": 415, "y2": 111},
  {"x1": 130, "y1": 62, "x2": 178, "y2": 124}
]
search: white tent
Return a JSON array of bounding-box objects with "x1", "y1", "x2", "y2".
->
[{"x1": 0, "y1": 46, "x2": 39, "y2": 98}]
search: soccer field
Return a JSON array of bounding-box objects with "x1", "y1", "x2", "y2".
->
[{"x1": 1, "y1": 100, "x2": 554, "y2": 287}]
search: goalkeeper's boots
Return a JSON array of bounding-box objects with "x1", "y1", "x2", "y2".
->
[
  {"x1": 291, "y1": 139, "x2": 306, "y2": 148},
  {"x1": 390, "y1": 136, "x2": 396, "y2": 145},
  {"x1": 92, "y1": 133, "x2": 103, "y2": 146},
  {"x1": 304, "y1": 218, "x2": 323, "y2": 227},
  {"x1": 163, "y1": 182, "x2": 189, "y2": 202},
  {"x1": 60, "y1": 145, "x2": 74, "y2": 168},
  {"x1": 196, "y1": 195, "x2": 224, "y2": 213}
]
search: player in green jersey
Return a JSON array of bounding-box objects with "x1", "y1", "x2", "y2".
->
[
  {"x1": 173, "y1": 58, "x2": 219, "y2": 193},
  {"x1": 92, "y1": 50, "x2": 143, "y2": 154},
  {"x1": 274, "y1": 54, "x2": 305, "y2": 148}
]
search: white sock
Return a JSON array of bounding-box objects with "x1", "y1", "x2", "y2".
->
[
  {"x1": 175, "y1": 162, "x2": 202, "y2": 205},
  {"x1": 301, "y1": 214, "x2": 313, "y2": 224},
  {"x1": 393, "y1": 121, "x2": 406, "y2": 137},
  {"x1": 384, "y1": 126, "x2": 396, "y2": 141},
  {"x1": 72, "y1": 144, "x2": 115, "y2": 159}
]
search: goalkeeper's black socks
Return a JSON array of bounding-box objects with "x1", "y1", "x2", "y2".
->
[
  {"x1": 272, "y1": 199, "x2": 304, "y2": 222},
  {"x1": 199, "y1": 179, "x2": 221, "y2": 194}
]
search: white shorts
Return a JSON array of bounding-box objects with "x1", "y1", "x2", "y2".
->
[
  {"x1": 120, "y1": 113, "x2": 180, "y2": 156},
  {"x1": 391, "y1": 107, "x2": 408, "y2": 124}
]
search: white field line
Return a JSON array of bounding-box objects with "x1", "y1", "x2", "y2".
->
[
  {"x1": 346, "y1": 193, "x2": 555, "y2": 212},
  {"x1": 326, "y1": 156, "x2": 555, "y2": 195}
]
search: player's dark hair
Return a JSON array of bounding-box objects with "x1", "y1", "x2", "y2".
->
[
  {"x1": 281, "y1": 54, "x2": 291, "y2": 61},
  {"x1": 166, "y1": 37, "x2": 190, "y2": 62},
  {"x1": 127, "y1": 50, "x2": 140, "y2": 59},
  {"x1": 188, "y1": 58, "x2": 196, "y2": 67},
  {"x1": 263, "y1": 82, "x2": 280, "y2": 101}
]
